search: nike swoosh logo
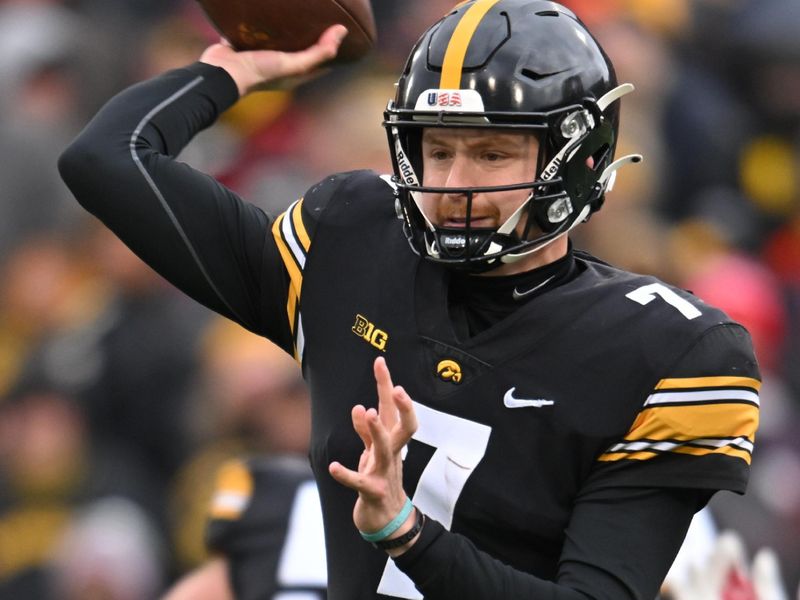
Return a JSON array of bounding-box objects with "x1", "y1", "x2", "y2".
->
[
  {"x1": 512, "y1": 275, "x2": 556, "y2": 301},
  {"x1": 503, "y1": 387, "x2": 555, "y2": 409}
]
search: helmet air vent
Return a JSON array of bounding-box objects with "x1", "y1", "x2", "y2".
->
[
  {"x1": 535, "y1": 10, "x2": 560, "y2": 17},
  {"x1": 521, "y1": 68, "x2": 567, "y2": 81}
]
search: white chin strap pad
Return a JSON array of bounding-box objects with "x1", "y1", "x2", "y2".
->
[{"x1": 500, "y1": 204, "x2": 591, "y2": 264}]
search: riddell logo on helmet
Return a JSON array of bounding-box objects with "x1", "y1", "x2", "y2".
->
[
  {"x1": 541, "y1": 156, "x2": 562, "y2": 181},
  {"x1": 442, "y1": 235, "x2": 467, "y2": 248},
  {"x1": 395, "y1": 149, "x2": 416, "y2": 185}
]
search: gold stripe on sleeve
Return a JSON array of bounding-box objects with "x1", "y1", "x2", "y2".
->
[
  {"x1": 271, "y1": 213, "x2": 303, "y2": 297},
  {"x1": 626, "y1": 403, "x2": 759, "y2": 443},
  {"x1": 440, "y1": 0, "x2": 502, "y2": 89},
  {"x1": 655, "y1": 376, "x2": 761, "y2": 391},
  {"x1": 271, "y1": 214, "x2": 303, "y2": 343},
  {"x1": 599, "y1": 444, "x2": 753, "y2": 465}
]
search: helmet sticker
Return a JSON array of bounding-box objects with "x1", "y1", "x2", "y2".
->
[{"x1": 414, "y1": 89, "x2": 486, "y2": 113}]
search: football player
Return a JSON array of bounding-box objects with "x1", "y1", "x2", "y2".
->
[
  {"x1": 59, "y1": 1, "x2": 760, "y2": 598},
  {"x1": 163, "y1": 321, "x2": 327, "y2": 600},
  {"x1": 163, "y1": 457, "x2": 327, "y2": 600}
]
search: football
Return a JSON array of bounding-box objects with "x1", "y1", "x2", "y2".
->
[{"x1": 195, "y1": 0, "x2": 377, "y2": 64}]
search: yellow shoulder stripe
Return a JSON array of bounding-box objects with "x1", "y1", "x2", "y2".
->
[
  {"x1": 270, "y1": 199, "x2": 309, "y2": 362},
  {"x1": 628, "y1": 403, "x2": 759, "y2": 443},
  {"x1": 271, "y1": 213, "x2": 303, "y2": 298}
]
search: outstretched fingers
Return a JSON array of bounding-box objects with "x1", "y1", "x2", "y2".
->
[
  {"x1": 351, "y1": 404, "x2": 372, "y2": 449},
  {"x1": 364, "y1": 405, "x2": 394, "y2": 471},
  {"x1": 373, "y1": 357, "x2": 398, "y2": 428},
  {"x1": 330, "y1": 358, "x2": 417, "y2": 495},
  {"x1": 392, "y1": 385, "x2": 418, "y2": 452},
  {"x1": 328, "y1": 460, "x2": 363, "y2": 491},
  {"x1": 373, "y1": 358, "x2": 417, "y2": 452}
]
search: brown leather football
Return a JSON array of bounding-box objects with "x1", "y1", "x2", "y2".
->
[{"x1": 195, "y1": 0, "x2": 376, "y2": 64}]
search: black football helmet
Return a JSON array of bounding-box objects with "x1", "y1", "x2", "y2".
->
[{"x1": 384, "y1": 0, "x2": 641, "y2": 272}]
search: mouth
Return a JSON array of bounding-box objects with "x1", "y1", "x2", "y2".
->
[{"x1": 442, "y1": 215, "x2": 496, "y2": 229}]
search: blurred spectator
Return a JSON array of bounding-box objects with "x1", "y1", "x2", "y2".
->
[
  {"x1": 50, "y1": 497, "x2": 164, "y2": 600},
  {"x1": 220, "y1": 69, "x2": 397, "y2": 215},
  {"x1": 7, "y1": 224, "x2": 212, "y2": 545},
  {"x1": 0, "y1": 2, "x2": 86, "y2": 257},
  {"x1": 667, "y1": 219, "x2": 787, "y2": 373},
  {"x1": 0, "y1": 234, "x2": 90, "y2": 397},
  {"x1": 662, "y1": 214, "x2": 800, "y2": 591},
  {"x1": 165, "y1": 456, "x2": 325, "y2": 600},
  {"x1": 0, "y1": 385, "x2": 163, "y2": 598},
  {"x1": 170, "y1": 317, "x2": 321, "y2": 599},
  {"x1": 662, "y1": 529, "x2": 792, "y2": 600}
]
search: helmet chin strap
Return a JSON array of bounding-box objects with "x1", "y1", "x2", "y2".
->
[
  {"x1": 485, "y1": 192, "x2": 530, "y2": 256},
  {"x1": 497, "y1": 153, "x2": 643, "y2": 266},
  {"x1": 485, "y1": 99, "x2": 595, "y2": 257},
  {"x1": 499, "y1": 83, "x2": 640, "y2": 265},
  {"x1": 392, "y1": 128, "x2": 442, "y2": 257},
  {"x1": 498, "y1": 155, "x2": 643, "y2": 266},
  {"x1": 499, "y1": 204, "x2": 591, "y2": 264}
]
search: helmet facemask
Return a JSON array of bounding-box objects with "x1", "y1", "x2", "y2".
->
[
  {"x1": 385, "y1": 89, "x2": 637, "y2": 273},
  {"x1": 382, "y1": 0, "x2": 641, "y2": 274}
]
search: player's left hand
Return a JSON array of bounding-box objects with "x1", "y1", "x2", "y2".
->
[{"x1": 329, "y1": 357, "x2": 418, "y2": 537}]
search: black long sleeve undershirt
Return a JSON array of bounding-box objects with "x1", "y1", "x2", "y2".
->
[
  {"x1": 59, "y1": 63, "x2": 294, "y2": 352},
  {"x1": 395, "y1": 488, "x2": 710, "y2": 600},
  {"x1": 59, "y1": 62, "x2": 715, "y2": 599}
]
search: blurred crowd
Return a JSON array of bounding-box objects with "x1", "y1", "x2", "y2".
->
[{"x1": 0, "y1": 0, "x2": 797, "y2": 598}]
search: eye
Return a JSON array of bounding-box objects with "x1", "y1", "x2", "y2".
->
[
  {"x1": 429, "y1": 148, "x2": 451, "y2": 161},
  {"x1": 482, "y1": 151, "x2": 506, "y2": 162}
]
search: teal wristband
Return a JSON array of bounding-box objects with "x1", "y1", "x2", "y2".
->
[{"x1": 359, "y1": 498, "x2": 414, "y2": 543}]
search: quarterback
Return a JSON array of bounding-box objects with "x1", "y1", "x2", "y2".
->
[{"x1": 59, "y1": 1, "x2": 759, "y2": 598}]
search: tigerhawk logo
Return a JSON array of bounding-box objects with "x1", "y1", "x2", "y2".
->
[
  {"x1": 352, "y1": 314, "x2": 388, "y2": 351},
  {"x1": 436, "y1": 359, "x2": 462, "y2": 384}
]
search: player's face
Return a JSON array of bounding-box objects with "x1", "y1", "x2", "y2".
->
[
  {"x1": 420, "y1": 127, "x2": 539, "y2": 233},
  {"x1": 419, "y1": 127, "x2": 565, "y2": 274}
]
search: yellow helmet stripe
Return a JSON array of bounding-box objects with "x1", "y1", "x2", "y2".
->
[{"x1": 440, "y1": 0, "x2": 502, "y2": 90}]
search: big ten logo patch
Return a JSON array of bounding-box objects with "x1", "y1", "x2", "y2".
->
[{"x1": 352, "y1": 314, "x2": 389, "y2": 351}]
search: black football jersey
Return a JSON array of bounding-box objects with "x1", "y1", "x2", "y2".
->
[
  {"x1": 206, "y1": 456, "x2": 327, "y2": 600},
  {"x1": 273, "y1": 170, "x2": 759, "y2": 599},
  {"x1": 59, "y1": 63, "x2": 760, "y2": 600}
]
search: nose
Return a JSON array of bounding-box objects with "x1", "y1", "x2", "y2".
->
[{"x1": 443, "y1": 154, "x2": 474, "y2": 198}]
